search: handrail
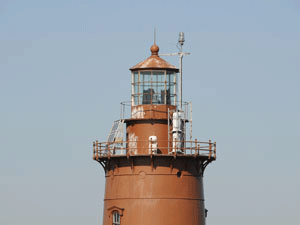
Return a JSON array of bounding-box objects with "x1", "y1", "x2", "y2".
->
[
  {"x1": 120, "y1": 101, "x2": 191, "y2": 120},
  {"x1": 93, "y1": 140, "x2": 216, "y2": 159}
]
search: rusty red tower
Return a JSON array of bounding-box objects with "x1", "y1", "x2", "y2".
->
[{"x1": 93, "y1": 35, "x2": 216, "y2": 225}]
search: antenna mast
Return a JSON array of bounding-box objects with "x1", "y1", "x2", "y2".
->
[
  {"x1": 160, "y1": 32, "x2": 190, "y2": 111},
  {"x1": 154, "y1": 28, "x2": 156, "y2": 44}
]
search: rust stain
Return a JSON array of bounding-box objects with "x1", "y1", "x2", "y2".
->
[{"x1": 130, "y1": 44, "x2": 179, "y2": 72}]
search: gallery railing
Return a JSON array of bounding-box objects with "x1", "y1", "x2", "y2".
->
[{"x1": 93, "y1": 140, "x2": 216, "y2": 160}]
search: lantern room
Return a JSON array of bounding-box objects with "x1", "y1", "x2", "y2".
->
[{"x1": 130, "y1": 44, "x2": 179, "y2": 107}]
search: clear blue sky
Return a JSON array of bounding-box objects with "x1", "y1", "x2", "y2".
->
[{"x1": 1, "y1": 0, "x2": 299, "y2": 225}]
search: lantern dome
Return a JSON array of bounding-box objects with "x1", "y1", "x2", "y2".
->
[{"x1": 130, "y1": 44, "x2": 179, "y2": 72}]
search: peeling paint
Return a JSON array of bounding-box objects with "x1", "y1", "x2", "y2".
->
[
  {"x1": 131, "y1": 106, "x2": 145, "y2": 119},
  {"x1": 128, "y1": 132, "x2": 138, "y2": 154}
]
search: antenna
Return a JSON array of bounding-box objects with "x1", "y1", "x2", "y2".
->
[
  {"x1": 154, "y1": 28, "x2": 157, "y2": 45},
  {"x1": 159, "y1": 32, "x2": 190, "y2": 111},
  {"x1": 178, "y1": 32, "x2": 185, "y2": 46}
]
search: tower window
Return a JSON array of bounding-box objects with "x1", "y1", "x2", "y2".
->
[{"x1": 112, "y1": 211, "x2": 120, "y2": 225}]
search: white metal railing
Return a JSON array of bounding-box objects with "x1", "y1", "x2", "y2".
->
[{"x1": 120, "y1": 101, "x2": 192, "y2": 121}]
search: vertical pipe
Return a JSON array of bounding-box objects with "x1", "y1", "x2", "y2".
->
[
  {"x1": 190, "y1": 101, "x2": 193, "y2": 141},
  {"x1": 168, "y1": 108, "x2": 170, "y2": 154},
  {"x1": 120, "y1": 103, "x2": 122, "y2": 119},
  {"x1": 123, "y1": 103, "x2": 125, "y2": 119},
  {"x1": 179, "y1": 54, "x2": 183, "y2": 111},
  {"x1": 150, "y1": 71, "x2": 153, "y2": 105},
  {"x1": 131, "y1": 72, "x2": 134, "y2": 106},
  {"x1": 183, "y1": 113, "x2": 186, "y2": 151},
  {"x1": 195, "y1": 138, "x2": 197, "y2": 155},
  {"x1": 164, "y1": 71, "x2": 167, "y2": 105},
  {"x1": 184, "y1": 102, "x2": 187, "y2": 119},
  {"x1": 174, "y1": 72, "x2": 177, "y2": 106},
  {"x1": 138, "y1": 71, "x2": 140, "y2": 105}
]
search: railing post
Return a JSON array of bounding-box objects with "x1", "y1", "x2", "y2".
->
[
  {"x1": 150, "y1": 139, "x2": 152, "y2": 155},
  {"x1": 208, "y1": 140, "x2": 212, "y2": 159},
  {"x1": 175, "y1": 138, "x2": 177, "y2": 156},
  {"x1": 100, "y1": 142, "x2": 102, "y2": 156},
  {"x1": 120, "y1": 103, "x2": 122, "y2": 119},
  {"x1": 168, "y1": 108, "x2": 170, "y2": 154},
  {"x1": 214, "y1": 142, "x2": 217, "y2": 159},
  {"x1": 95, "y1": 140, "x2": 99, "y2": 160},
  {"x1": 195, "y1": 139, "x2": 197, "y2": 155},
  {"x1": 93, "y1": 142, "x2": 95, "y2": 160}
]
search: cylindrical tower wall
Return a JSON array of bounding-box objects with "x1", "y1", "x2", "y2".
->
[
  {"x1": 127, "y1": 105, "x2": 176, "y2": 155},
  {"x1": 102, "y1": 157, "x2": 205, "y2": 225},
  {"x1": 126, "y1": 121, "x2": 170, "y2": 155}
]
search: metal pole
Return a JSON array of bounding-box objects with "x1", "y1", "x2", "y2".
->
[
  {"x1": 190, "y1": 101, "x2": 192, "y2": 141},
  {"x1": 179, "y1": 53, "x2": 183, "y2": 111},
  {"x1": 168, "y1": 108, "x2": 170, "y2": 154},
  {"x1": 159, "y1": 32, "x2": 190, "y2": 110},
  {"x1": 120, "y1": 103, "x2": 122, "y2": 119}
]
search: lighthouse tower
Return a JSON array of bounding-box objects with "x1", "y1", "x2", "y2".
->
[{"x1": 93, "y1": 37, "x2": 216, "y2": 225}]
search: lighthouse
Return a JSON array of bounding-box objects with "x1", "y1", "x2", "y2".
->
[{"x1": 93, "y1": 34, "x2": 216, "y2": 225}]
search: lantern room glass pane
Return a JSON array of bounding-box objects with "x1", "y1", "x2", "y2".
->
[
  {"x1": 134, "y1": 72, "x2": 138, "y2": 83},
  {"x1": 134, "y1": 84, "x2": 138, "y2": 95},
  {"x1": 131, "y1": 70, "x2": 177, "y2": 106}
]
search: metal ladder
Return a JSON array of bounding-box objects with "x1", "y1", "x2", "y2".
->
[{"x1": 106, "y1": 120, "x2": 124, "y2": 154}]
